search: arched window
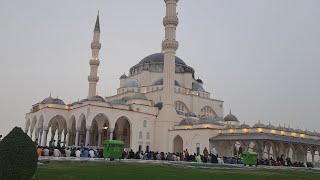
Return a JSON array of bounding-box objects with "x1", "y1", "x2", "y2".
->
[
  {"x1": 200, "y1": 106, "x2": 216, "y2": 117},
  {"x1": 175, "y1": 101, "x2": 189, "y2": 115},
  {"x1": 143, "y1": 120, "x2": 147, "y2": 128},
  {"x1": 146, "y1": 132, "x2": 150, "y2": 140},
  {"x1": 139, "y1": 131, "x2": 142, "y2": 139}
]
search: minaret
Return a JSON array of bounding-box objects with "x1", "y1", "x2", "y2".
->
[
  {"x1": 155, "y1": 0, "x2": 179, "y2": 152},
  {"x1": 88, "y1": 13, "x2": 101, "y2": 98}
]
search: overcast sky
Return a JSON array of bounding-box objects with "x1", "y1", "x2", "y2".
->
[{"x1": 0, "y1": 0, "x2": 319, "y2": 136}]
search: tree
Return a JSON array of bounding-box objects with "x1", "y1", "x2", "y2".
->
[{"x1": 0, "y1": 127, "x2": 38, "y2": 179}]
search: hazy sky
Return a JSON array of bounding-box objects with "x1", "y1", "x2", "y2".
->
[{"x1": 0, "y1": 0, "x2": 319, "y2": 136}]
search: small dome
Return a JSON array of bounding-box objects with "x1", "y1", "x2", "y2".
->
[
  {"x1": 88, "y1": 95, "x2": 106, "y2": 102},
  {"x1": 295, "y1": 129, "x2": 304, "y2": 134},
  {"x1": 110, "y1": 99, "x2": 127, "y2": 105},
  {"x1": 139, "y1": 53, "x2": 186, "y2": 66},
  {"x1": 71, "y1": 101, "x2": 82, "y2": 106},
  {"x1": 199, "y1": 116, "x2": 221, "y2": 125},
  {"x1": 224, "y1": 110, "x2": 238, "y2": 122},
  {"x1": 126, "y1": 79, "x2": 141, "y2": 87},
  {"x1": 277, "y1": 125, "x2": 286, "y2": 131},
  {"x1": 41, "y1": 97, "x2": 55, "y2": 104},
  {"x1": 131, "y1": 93, "x2": 148, "y2": 100},
  {"x1": 196, "y1": 78, "x2": 203, "y2": 84},
  {"x1": 179, "y1": 118, "x2": 197, "y2": 126},
  {"x1": 252, "y1": 121, "x2": 266, "y2": 128},
  {"x1": 286, "y1": 127, "x2": 294, "y2": 132},
  {"x1": 154, "y1": 102, "x2": 163, "y2": 110},
  {"x1": 192, "y1": 82, "x2": 205, "y2": 92},
  {"x1": 41, "y1": 96, "x2": 65, "y2": 105},
  {"x1": 313, "y1": 131, "x2": 320, "y2": 136},
  {"x1": 53, "y1": 98, "x2": 65, "y2": 105},
  {"x1": 120, "y1": 74, "x2": 127, "y2": 79},
  {"x1": 265, "y1": 123, "x2": 276, "y2": 129},
  {"x1": 80, "y1": 98, "x2": 88, "y2": 103},
  {"x1": 238, "y1": 123, "x2": 251, "y2": 129},
  {"x1": 304, "y1": 129, "x2": 313, "y2": 135},
  {"x1": 224, "y1": 125, "x2": 238, "y2": 129}
]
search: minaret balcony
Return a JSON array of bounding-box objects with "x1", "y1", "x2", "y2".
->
[
  {"x1": 164, "y1": 0, "x2": 179, "y2": 3},
  {"x1": 162, "y1": 40, "x2": 179, "y2": 51},
  {"x1": 91, "y1": 42, "x2": 101, "y2": 50},
  {"x1": 89, "y1": 59, "x2": 100, "y2": 66},
  {"x1": 88, "y1": 76, "x2": 99, "y2": 82},
  {"x1": 163, "y1": 16, "x2": 179, "y2": 26}
]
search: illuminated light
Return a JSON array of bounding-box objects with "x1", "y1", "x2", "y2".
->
[
  {"x1": 270, "y1": 130, "x2": 276, "y2": 134},
  {"x1": 103, "y1": 126, "x2": 108, "y2": 130},
  {"x1": 281, "y1": 131, "x2": 285, "y2": 135},
  {"x1": 291, "y1": 133, "x2": 296, "y2": 137},
  {"x1": 258, "y1": 128, "x2": 263, "y2": 133},
  {"x1": 243, "y1": 128, "x2": 250, "y2": 133},
  {"x1": 300, "y1": 134, "x2": 305, "y2": 138}
]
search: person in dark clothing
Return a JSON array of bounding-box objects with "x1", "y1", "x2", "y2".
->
[{"x1": 129, "y1": 149, "x2": 134, "y2": 159}]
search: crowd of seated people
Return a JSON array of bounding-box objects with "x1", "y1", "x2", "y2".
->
[
  {"x1": 37, "y1": 145, "x2": 104, "y2": 158},
  {"x1": 36, "y1": 141, "x2": 315, "y2": 168},
  {"x1": 257, "y1": 156, "x2": 314, "y2": 168},
  {"x1": 120, "y1": 148, "x2": 226, "y2": 164}
]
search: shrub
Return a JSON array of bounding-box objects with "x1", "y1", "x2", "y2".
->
[{"x1": 0, "y1": 127, "x2": 38, "y2": 179}]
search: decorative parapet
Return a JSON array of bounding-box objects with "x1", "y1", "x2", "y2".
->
[
  {"x1": 91, "y1": 42, "x2": 101, "y2": 50},
  {"x1": 162, "y1": 40, "x2": 179, "y2": 51},
  {"x1": 88, "y1": 76, "x2": 99, "y2": 82},
  {"x1": 89, "y1": 59, "x2": 100, "y2": 66},
  {"x1": 163, "y1": 16, "x2": 179, "y2": 26}
]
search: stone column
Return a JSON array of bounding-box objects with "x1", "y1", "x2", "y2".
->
[
  {"x1": 41, "y1": 130, "x2": 47, "y2": 146},
  {"x1": 75, "y1": 131, "x2": 80, "y2": 146},
  {"x1": 58, "y1": 131, "x2": 62, "y2": 141},
  {"x1": 292, "y1": 151, "x2": 297, "y2": 162},
  {"x1": 30, "y1": 130, "x2": 33, "y2": 140},
  {"x1": 266, "y1": 146, "x2": 270, "y2": 159},
  {"x1": 63, "y1": 133, "x2": 67, "y2": 147},
  {"x1": 66, "y1": 132, "x2": 70, "y2": 146},
  {"x1": 34, "y1": 131, "x2": 38, "y2": 143},
  {"x1": 109, "y1": 128, "x2": 114, "y2": 140},
  {"x1": 39, "y1": 131, "x2": 43, "y2": 146},
  {"x1": 304, "y1": 152, "x2": 308, "y2": 164},
  {"x1": 85, "y1": 129, "x2": 90, "y2": 146},
  {"x1": 69, "y1": 133, "x2": 74, "y2": 146},
  {"x1": 311, "y1": 152, "x2": 315, "y2": 165},
  {"x1": 97, "y1": 130, "x2": 102, "y2": 147}
]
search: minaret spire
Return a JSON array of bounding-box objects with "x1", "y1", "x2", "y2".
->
[
  {"x1": 88, "y1": 12, "x2": 101, "y2": 98},
  {"x1": 161, "y1": 0, "x2": 179, "y2": 106},
  {"x1": 155, "y1": 0, "x2": 179, "y2": 152},
  {"x1": 94, "y1": 11, "x2": 100, "y2": 32}
]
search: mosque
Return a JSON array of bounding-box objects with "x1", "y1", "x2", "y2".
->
[{"x1": 24, "y1": 0, "x2": 320, "y2": 164}]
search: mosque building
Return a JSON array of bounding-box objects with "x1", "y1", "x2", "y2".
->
[{"x1": 24, "y1": 0, "x2": 320, "y2": 164}]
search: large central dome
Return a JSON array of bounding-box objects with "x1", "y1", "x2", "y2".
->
[
  {"x1": 129, "y1": 53, "x2": 194, "y2": 76},
  {"x1": 138, "y1": 53, "x2": 186, "y2": 65}
]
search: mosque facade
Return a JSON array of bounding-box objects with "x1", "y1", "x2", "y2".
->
[{"x1": 24, "y1": 0, "x2": 320, "y2": 164}]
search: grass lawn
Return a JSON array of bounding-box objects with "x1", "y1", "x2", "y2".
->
[{"x1": 35, "y1": 162, "x2": 320, "y2": 180}]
